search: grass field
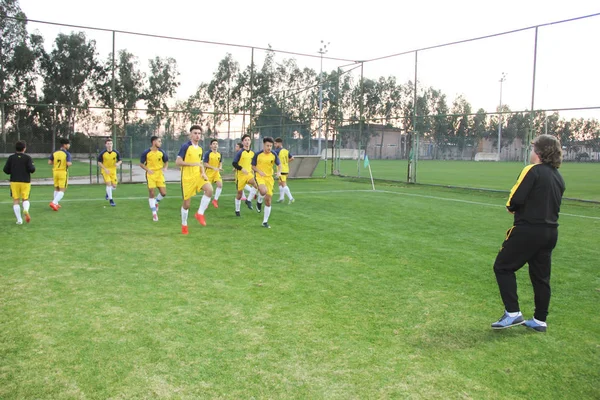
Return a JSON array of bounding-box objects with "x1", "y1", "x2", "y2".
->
[
  {"x1": 1, "y1": 178, "x2": 598, "y2": 399},
  {"x1": 328, "y1": 159, "x2": 600, "y2": 201}
]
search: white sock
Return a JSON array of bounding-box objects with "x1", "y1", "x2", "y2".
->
[
  {"x1": 279, "y1": 187, "x2": 285, "y2": 201},
  {"x1": 533, "y1": 318, "x2": 547, "y2": 326},
  {"x1": 149, "y1": 198, "x2": 157, "y2": 213},
  {"x1": 285, "y1": 186, "x2": 293, "y2": 200},
  {"x1": 106, "y1": 186, "x2": 112, "y2": 200},
  {"x1": 235, "y1": 199, "x2": 241, "y2": 212},
  {"x1": 215, "y1": 187, "x2": 222, "y2": 200},
  {"x1": 156, "y1": 193, "x2": 164, "y2": 202},
  {"x1": 257, "y1": 194, "x2": 264, "y2": 204},
  {"x1": 53, "y1": 192, "x2": 64, "y2": 205},
  {"x1": 242, "y1": 191, "x2": 248, "y2": 199},
  {"x1": 53, "y1": 190, "x2": 58, "y2": 199},
  {"x1": 13, "y1": 204, "x2": 22, "y2": 223},
  {"x1": 263, "y1": 205, "x2": 271, "y2": 224},
  {"x1": 181, "y1": 207, "x2": 189, "y2": 226},
  {"x1": 198, "y1": 195, "x2": 211, "y2": 215},
  {"x1": 248, "y1": 187, "x2": 257, "y2": 201},
  {"x1": 507, "y1": 311, "x2": 521, "y2": 317},
  {"x1": 244, "y1": 184, "x2": 253, "y2": 193},
  {"x1": 23, "y1": 200, "x2": 30, "y2": 213}
]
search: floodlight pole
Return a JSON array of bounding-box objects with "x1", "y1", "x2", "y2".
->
[
  {"x1": 497, "y1": 72, "x2": 506, "y2": 160},
  {"x1": 318, "y1": 40, "x2": 329, "y2": 157}
]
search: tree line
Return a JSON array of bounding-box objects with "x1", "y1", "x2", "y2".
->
[{"x1": 1, "y1": 0, "x2": 598, "y2": 157}]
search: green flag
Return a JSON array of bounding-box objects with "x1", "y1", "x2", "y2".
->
[{"x1": 364, "y1": 155, "x2": 370, "y2": 168}]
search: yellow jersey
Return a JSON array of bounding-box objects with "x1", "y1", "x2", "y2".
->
[
  {"x1": 274, "y1": 148, "x2": 292, "y2": 173},
  {"x1": 98, "y1": 150, "x2": 121, "y2": 169},
  {"x1": 178, "y1": 141, "x2": 203, "y2": 180},
  {"x1": 50, "y1": 149, "x2": 71, "y2": 171},
  {"x1": 140, "y1": 148, "x2": 168, "y2": 171},
  {"x1": 232, "y1": 148, "x2": 254, "y2": 172},
  {"x1": 252, "y1": 150, "x2": 280, "y2": 177}
]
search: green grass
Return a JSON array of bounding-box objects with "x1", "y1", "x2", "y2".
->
[
  {"x1": 328, "y1": 159, "x2": 600, "y2": 201},
  {"x1": 1, "y1": 180, "x2": 599, "y2": 399}
]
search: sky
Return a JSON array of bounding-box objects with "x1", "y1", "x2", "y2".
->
[{"x1": 16, "y1": 0, "x2": 600, "y2": 123}]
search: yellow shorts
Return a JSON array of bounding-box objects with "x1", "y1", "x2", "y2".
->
[
  {"x1": 146, "y1": 171, "x2": 166, "y2": 189},
  {"x1": 53, "y1": 171, "x2": 68, "y2": 189},
  {"x1": 102, "y1": 168, "x2": 118, "y2": 185},
  {"x1": 10, "y1": 182, "x2": 31, "y2": 200},
  {"x1": 206, "y1": 170, "x2": 222, "y2": 184},
  {"x1": 236, "y1": 170, "x2": 255, "y2": 191},
  {"x1": 256, "y1": 175, "x2": 275, "y2": 196},
  {"x1": 278, "y1": 173, "x2": 288, "y2": 183},
  {"x1": 181, "y1": 176, "x2": 209, "y2": 200}
]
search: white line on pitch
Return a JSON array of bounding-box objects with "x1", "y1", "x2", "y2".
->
[{"x1": 2, "y1": 188, "x2": 598, "y2": 220}]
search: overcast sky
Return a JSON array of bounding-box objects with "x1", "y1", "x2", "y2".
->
[{"x1": 18, "y1": 0, "x2": 600, "y2": 120}]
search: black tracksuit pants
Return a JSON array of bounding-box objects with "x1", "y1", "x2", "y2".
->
[{"x1": 493, "y1": 224, "x2": 558, "y2": 321}]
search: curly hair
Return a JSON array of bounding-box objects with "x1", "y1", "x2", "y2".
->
[{"x1": 532, "y1": 134, "x2": 562, "y2": 169}]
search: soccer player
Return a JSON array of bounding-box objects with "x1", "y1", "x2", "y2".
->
[
  {"x1": 140, "y1": 136, "x2": 169, "y2": 221},
  {"x1": 252, "y1": 136, "x2": 281, "y2": 228},
  {"x1": 176, "y1": 125, "x2": 212, "y2": 234},
  {"x1": 3, "y1": 141, "x2": 35, "y2": 224},
  {"x1": 48, "y1": 138, "x2": 72, "y2": 211},
  {"x1": 203, "y1": 138, "x2": 223, "y2": 208},
  {"x1": 98, "y1": 138, "x2": 122, "y2": 206},
  {"x1": 491, "y1": 134, "x2": 565, "y2": 332},
  {"x1": 274, "y1": 137, "x2": 295, "y2": 204},
  {"x1": 234, "y1": 142, "x2": 253, "y2": 201},
  {"x1": 232, "y1": 134, "x2": 258, "y2": 216}
]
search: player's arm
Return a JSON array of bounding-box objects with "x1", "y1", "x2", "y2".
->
[
  {"x1": 251, "y1": 153, "x2": 264, "y2": 176},
  {"x1": 48, "y1": 154, "x2": 54, "y2": 165},
  {"x1": 506, "y1": 166, "x2": 537, "y2": 212},
  {"x1": 98, "y1": 161, "x2": 109, "y2": 174},
  {"x1": 139, "y1": 151, "x2": 154, "y2": 174},
  {"x1": 289, "y1": 152, "x2": 294, "y2": 162},
  {"x1": 275, "y1": 154, "x2": 282, "y2": 177},
  {"x1": 232, "y1": 150, "x2": 244, "y2": 172},
  {"x1": 116, "y1": 151, "x2": 122, "y2": 167},
  {"x1": 202, "y1": 152, "x2": 216, "y2": 171},
  {"x1": 161, "y1": 150, "x2": 168, "y2": 173},
  {"x1": 3, "y1": 158, "x2": 11, "y2": 175},
  {"x1": 27, "y1": 157, "x2": 35, "y2": 174},
  {"x1": 98, "y1": 152, "x2": 110, "y2": 174},
  {"x1": 66, "y1": 152, "x2": 73, "y2": 167}
]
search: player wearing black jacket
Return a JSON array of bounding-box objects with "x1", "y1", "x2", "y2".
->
[
  {"x1": 491, "y1": 134, "x2": 565, "y2": 332},
  {"x1": 3, "y1": 141, "x2": 36, "y2": 224}
]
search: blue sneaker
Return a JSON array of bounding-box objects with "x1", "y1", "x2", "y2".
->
[
  {"x1": 105, "y1": 193, "x2": 109, "y2": 200},
  {"x1": 245, "y1": 200, "x2": 253, "y2": 210},
  {"x1": 524, "y1": 319, "x2": 547, "y2": 332},
  {"x1": 256, "y1": 201, "x2": 262, "y2": 213},
  {"x1": 491, "y1": 312, "x2": 525, "y2": 330},
  {"x1": 109, "y1": 199, "x2": 116, "y2": 207}
]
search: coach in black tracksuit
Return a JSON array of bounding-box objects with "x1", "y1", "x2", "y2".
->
[{"x1": 492, "y1": 134, "x2": 565, "y2": 332}]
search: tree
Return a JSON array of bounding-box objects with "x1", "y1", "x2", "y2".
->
[
  {"x1": 41, "y1": 31, "x2": 101, "y2": 140},
  {"x1": 142, "y1": 56, "x2": 180, "y2": 135},
  {"x1": 0, "y1": 0, "x2": 44, "y2": 146},
  {"x1": 449, "y1": 95, "x2": 473, "y2": 155},
  {"x1": 207, "y1": 53, "x2": 240, "y2": 140},
  {"x1": 96, "y1": 50, "x2": 144, "y2": 136}
]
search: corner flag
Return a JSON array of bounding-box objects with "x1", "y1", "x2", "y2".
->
[{"x1": 363, "y1": 155, "x2": 375, "y2": 190}]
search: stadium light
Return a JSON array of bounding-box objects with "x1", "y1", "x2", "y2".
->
[
  {"x1": 497, "y1": 72, "x2": 507, "y2": 160},
  {"x1": 318, "y1": 40, "x2": 330, "y2": 156}
]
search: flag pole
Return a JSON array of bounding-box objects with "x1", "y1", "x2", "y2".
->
[{"x1": 368, "y1": 164, "x2": 375, "y2": 190}]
